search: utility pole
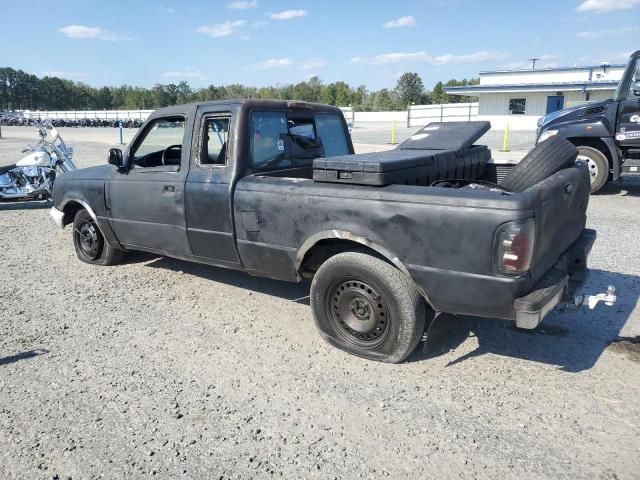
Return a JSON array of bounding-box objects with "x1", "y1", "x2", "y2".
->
[{"x1": 529, "y1": 58, "x2": 540, "y2": 70}]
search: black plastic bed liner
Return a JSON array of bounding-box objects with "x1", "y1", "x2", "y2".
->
[{"x1": 313, "y1": 121, "x2": 491, "y2": 186}]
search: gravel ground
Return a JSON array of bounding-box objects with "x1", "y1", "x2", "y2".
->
[{"x1": 0, "y1": 127, "x2": 639, "y2": 479}]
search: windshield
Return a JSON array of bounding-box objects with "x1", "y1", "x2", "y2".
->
[
  {"x1": 250, "y1": 111, "x2": 349, "y2": 170},
  {"x1": 614, "y1": 54, "x2": 640, "y2": 101}
]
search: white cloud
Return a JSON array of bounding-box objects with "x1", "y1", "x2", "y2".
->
[
  {"x1": 252, "y1": 58, "x2": 293, "y2": 70},
  {"x1": 196, "y1": 20, "x2": 247, "y2": 38},
  {"x1": 297, "y1": 58, "x2": 328, "y2": 71},
  {"x1": 350, "y1": 50, "x2": 505, "y2": 66},
  {"x1": 228, "y1": 0, "x2": 257, "y2": 9},
  {"x1": 429, "y1": 50, "x2": 508, "y2": 65},
  {"x1": 576, "y1": 26, "x2": 638, "y2": 38},
  {"x1": 268, "y1": 9, "x2": 307, "y2": 20},
  {"x1": 252, "y1": 20, "x2": 268, "y2": 27},
  {"x1": 576, "y1": 0, "x2": 640, "y2": 12},
  {"x1": 59, "y1": 25, "x2": 134, "y2": 41},
  {"x1": 351, "y1": 51, "x2": 429, "y2": 65},
  {"x1": 163, "y1": 68, "x2": 206, "y2": 80},
  {"x1": 382, "y1": 16, "x2": 416, "y2": 28},
  {"x1": 158, "y1": 6, "x2": 175, "y2": 14}
]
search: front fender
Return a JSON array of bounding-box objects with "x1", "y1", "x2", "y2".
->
[
  {"x1": 554, "y1": 118, "x2": 613, "y2": 139},
  {"x1": 55, "y1": 180, "x2": 122, "y2": 248}
]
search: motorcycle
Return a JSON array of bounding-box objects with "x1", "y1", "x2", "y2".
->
[{"x1": 0, "y1": 121, "x2": 77, "y2": 200}]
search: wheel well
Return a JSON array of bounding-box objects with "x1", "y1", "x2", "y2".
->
[
  {"x1": 298, "y1": 239, "x2": 390, "y2": 279},
  {"x1": 567, "y1": 137, "x2": 612, "y2": 167},
  {"x1": 62, "y1": 201, "x2": 84, "y2": 226}
]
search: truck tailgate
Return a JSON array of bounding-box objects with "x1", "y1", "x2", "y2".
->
[{"x1": 527, "y1": 163, "x2": 591, "y2": 285}]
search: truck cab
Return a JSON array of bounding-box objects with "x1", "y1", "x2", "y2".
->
[{"x1": 537, "y1": 49, "x2": 640, "y2": 192}]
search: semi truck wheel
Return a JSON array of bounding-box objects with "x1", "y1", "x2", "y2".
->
[
  {"x1": 576, "y1": 146, "x2": 609, "y2": 193},
  {"x1": 310, "y1": 251, "x2": 426, "y2": 363},
  {"x1": 73, "y1": 209, "x2": 125, "y2": 266},
  {"x1": 499, "y1": 136, "x2": 577, "y2": 192}
]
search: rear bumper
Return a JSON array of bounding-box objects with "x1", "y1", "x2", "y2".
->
[{"x1": 514, "y1": 228, "x2": 595, "y2": 329}]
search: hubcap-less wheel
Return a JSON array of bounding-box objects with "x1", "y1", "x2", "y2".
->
[
  {"x1": 577, "y1": 154, "x2": 599, "y2": 187},
  {"x1": 326, "y1": 278, "x2": 390, "y2": 348},
  {"x1": 75, "y1": 219, "x2": 102, "y2": 260}
]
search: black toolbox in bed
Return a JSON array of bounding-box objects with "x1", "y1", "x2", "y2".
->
[{"x1": 313, "y1": 121, "x2": 491, "y2": 186}]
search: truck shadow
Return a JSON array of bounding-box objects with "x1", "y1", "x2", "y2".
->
[
  {"x1": 410, "y1": 268, "x2": 639, "y2": 372},
  {"x1": 598, "y1": 179, "x2": 640, "y2": 197},
  {"x1": 136, "y1": 253, "x2": 311, "y2": 304},
  {"x1": 134, "y1": 254, "x2": 635, "y2": 372}
]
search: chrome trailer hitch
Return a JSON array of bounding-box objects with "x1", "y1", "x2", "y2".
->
[{"x1": 571, "y1": 285, "x2": 617, "y2": 310}]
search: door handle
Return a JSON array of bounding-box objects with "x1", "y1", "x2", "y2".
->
[{"x1": 163, "y1": 185, "x2": 176, "y2": 193}]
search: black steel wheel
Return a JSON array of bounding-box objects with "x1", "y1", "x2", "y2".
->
[
  {"x1": 74, "y1": 216, "x2": 103, "y2": 261},
  {"x1": 311, "y1": 251, "x2": 426, "y2": 363},
  {"x1": 72, "y1": 209, "x2": 125, "y2": 266},
  {"x1": 326, "y1": 277, "x2": 391, "y2": 349}
]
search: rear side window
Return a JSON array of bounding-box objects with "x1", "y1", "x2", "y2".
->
[
  {"x1": 315, "y1": 114, "x2": 349, "y2": 157},
  {"x1": 250, "y1": 111, "x2": 349, "y2": 170},
  {"x1": 250, "y1": 111, "x2": 288, "y2": 169}
]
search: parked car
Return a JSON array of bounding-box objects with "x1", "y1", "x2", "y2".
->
[
  {"x1": 536, "y1": 49, "x2": 640, "y2": 192},
  {"x1": 49, "y1": 100, "x2": 613, "y2": 363}
]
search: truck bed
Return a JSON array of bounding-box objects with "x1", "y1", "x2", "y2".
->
[{"x1": 234, "y1": 162, "x2": 590, "y2": 320}]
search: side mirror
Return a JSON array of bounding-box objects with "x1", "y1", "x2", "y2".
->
[
  {"x1": 633, "y1": 82, "x2": 640, "y2": 97},
  {"x1": 108, "y1": 148, "x2": 124, "y2": 168}
]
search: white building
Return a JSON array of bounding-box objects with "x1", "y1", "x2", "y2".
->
[{"x1": 445, "y1": 63, "x2": 625, "y2": 130}]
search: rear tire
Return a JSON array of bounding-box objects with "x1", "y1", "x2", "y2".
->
[
  {"x1": 73, "y1": 209, "x2": 124, "y2": 266},
  {"x1": 499, "y1": 136, "x2": 577, "y2": 192},
  {"x1": 576, "y1": 146, "x2": 609, "y2": 193},
  {"x1": 310, "y1": 251, "x2": 426, "y2": 363}
]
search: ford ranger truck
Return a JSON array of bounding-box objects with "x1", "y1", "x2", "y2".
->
[{"x1": 49, "y1": 100, "x2": 615, "y2": 363}]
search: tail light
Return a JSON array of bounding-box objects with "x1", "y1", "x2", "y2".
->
[{"x1": 494, "y1": 219, "x2": 535, "y2": 275}]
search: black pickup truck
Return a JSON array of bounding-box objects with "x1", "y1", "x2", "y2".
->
[
  {"x1": 537, "y1": 49, "x2": 640, "y2": 193},
  {"x1": 50, "y1": 100, "x2": 610, "y2": 363}
]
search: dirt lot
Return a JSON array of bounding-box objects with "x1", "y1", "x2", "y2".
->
[{"x1": 0, "y1": 127, "x2": 639, "y2": 479}]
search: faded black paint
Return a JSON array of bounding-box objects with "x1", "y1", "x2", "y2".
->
[{"x1": 52, "y1": 99, "x2": 591, "y2": 323}]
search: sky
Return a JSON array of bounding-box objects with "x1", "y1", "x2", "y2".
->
[{"x1": 2, "y1": 0, "x2": 639, "y2": 91}]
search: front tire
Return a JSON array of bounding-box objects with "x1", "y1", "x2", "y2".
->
[
  {"x1": 73, "y1": 209, "x2": 124, "y2": 266},
  {"x1": 310, "y1": 251, "x2": 426, "y2": 363},
  {"x1": 576, "y1": 146, "x2": 609, "y2": 193}
]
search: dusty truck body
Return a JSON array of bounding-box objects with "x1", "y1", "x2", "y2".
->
[{"x1": 49, "y1": 100, "x2": 613, "y2": 363}]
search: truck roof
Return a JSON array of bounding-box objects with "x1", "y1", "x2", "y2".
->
[{"x1": 149, "y1": 99, "x2": 345, "y2": 118}]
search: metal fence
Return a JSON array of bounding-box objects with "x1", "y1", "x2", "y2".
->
[
  {"x1": 339, "y1": 106, "x2": 355, "y2": 127},
  {"x1": 407, "y1": 102, "x2": 479, "y2": 128},
  {"x1": 19, "y1": 110, "x2": 154, "y2": 120},
  {"x1": 19, "y1": 107, "x2": 357, "y2": 126}
]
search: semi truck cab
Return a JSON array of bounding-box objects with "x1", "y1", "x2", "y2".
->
[{"x1": 536, "y1": 49, "x2": 640, "y2": 192}]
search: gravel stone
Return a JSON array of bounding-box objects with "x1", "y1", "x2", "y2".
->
[{"x1": 0, "y1": 126, "x2": 638, "y2": 479}]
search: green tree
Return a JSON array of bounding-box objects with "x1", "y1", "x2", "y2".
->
[{"x1": 395, "y1": 72, "x2": 424, "y2": 107}]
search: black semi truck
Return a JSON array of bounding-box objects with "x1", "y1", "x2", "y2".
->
[{"x1": 536, "y1": 49, "x2": 640, "y2": 193}]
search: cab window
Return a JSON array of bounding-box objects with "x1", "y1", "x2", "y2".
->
[
  {"x1": 201, "y1": 117, "x2": 230, "y2": 165},
  {"x1": 250, "y1": 111, "x2": 349, "y2": 170},
  {"x1": 628, "y1": 60, "x2": 640, "y2": 100},
  {"x1": 131, "y1": 116, "x2": 185, "y2": 169}
]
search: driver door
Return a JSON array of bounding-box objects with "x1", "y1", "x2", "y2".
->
[{"x1": 106, "y1": 115, "x2": 192, "y2": 256}]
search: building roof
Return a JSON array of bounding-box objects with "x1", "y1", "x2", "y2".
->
[
  {"x1": 445, "y1": 80, "x2": 619, "y2": 95},
  {"x1": 478, "y1": 64, "x2": 626, "y2": 74}
]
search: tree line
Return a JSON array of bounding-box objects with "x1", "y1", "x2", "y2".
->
[{"x1": 0, "y1": 67, "x2": 479, "y2": 112}]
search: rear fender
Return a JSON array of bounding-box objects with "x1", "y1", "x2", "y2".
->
[{"x1": 295, "y1": 230, "x2": 433, "y2": 307}]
